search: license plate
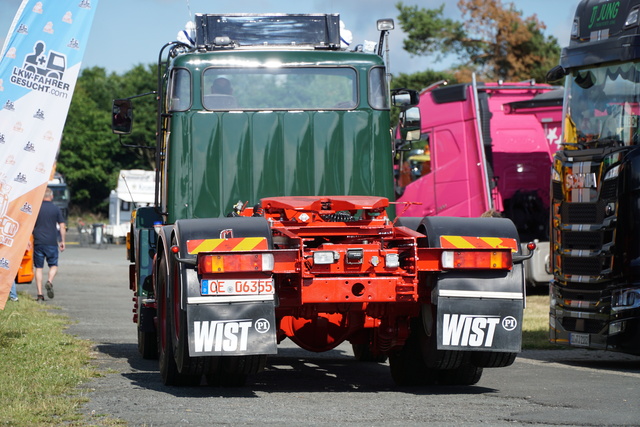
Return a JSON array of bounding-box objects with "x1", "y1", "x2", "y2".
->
[
  {"x1": 570, "y1": 332, "x2": 590, "y2": 347},
  {"x1": 201, "y1": 278, "x2": 274, "y2": 296}
]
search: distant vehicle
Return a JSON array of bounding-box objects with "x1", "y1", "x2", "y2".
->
[
  {"x1": 395, "y1": 80, "x2": 563, "y2": 288},
  {"x1": 48, "y1": 172, "x2": 69, "y2": 221},
  {"x1": 105, "y1": 169, "x2": 155, "y2": 243}
]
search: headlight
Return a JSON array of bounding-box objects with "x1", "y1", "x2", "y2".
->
[
  {"x1": 604, "y1": 164, "x2": 620, "y2": 181},
  {"x1": 612, "y1": 288, "x2": 640, "y2": 311},
  {"x1": 551, "y1": 168, "x2": 561, "y2": 182}
]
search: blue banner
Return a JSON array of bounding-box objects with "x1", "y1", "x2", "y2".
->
[{"x1": 0, "y1": 0, "x2": 99, "y2": 308}]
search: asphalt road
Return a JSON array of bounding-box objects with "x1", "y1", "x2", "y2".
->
[{"x1": 18, "y1": 234, "x2": 640, "y2": 426}]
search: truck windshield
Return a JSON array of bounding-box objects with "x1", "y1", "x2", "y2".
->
[
  {"x1": 566, "y1": 62, "x2": 640, "y2": 147},
  {"x1": 202, "y1": 67, "x2": 357, "y2": 110}
]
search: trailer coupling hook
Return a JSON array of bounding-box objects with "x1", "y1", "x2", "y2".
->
[
  {"x1": 511, "y1": 241, "x2": 536, "y2": 264},
  {"x1": 170, "y1": 245, "x2": 197, "y2": 266}
]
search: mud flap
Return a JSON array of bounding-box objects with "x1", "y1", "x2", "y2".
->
[
  {"x1": 437, "y1": 296, "x2": 522, "y2": 352},
  {"x1": 186, "y1": 300, "x2": 278, "y2": 356}
]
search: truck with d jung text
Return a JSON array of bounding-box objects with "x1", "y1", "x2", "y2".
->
[
  {"x1": 113, "y1": 14, "x2": 533, "y2": 387},
  {"x1": 546, "y1": 0, "x2": 640, "y2": 355},
  {"x1": 394, "y1": 80, "x2": 563, "y2": 288}
]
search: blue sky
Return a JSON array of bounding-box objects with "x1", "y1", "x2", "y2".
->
[{"x1": 1, "y1": 0, "x2": 578, "y2": 77}]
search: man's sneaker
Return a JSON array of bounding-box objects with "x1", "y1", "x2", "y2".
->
[
  {"x1": 9, "y1": 296, "x2": 18, "y2": 302},
  {"x1": 36, "y1": 294, "x2": 45, "y2": 302},
  {"x1": 45, "y1": 281, "x2": 54, "y2": 299}
]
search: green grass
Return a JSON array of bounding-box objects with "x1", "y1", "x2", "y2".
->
[
  {"x1": 0, "y1": 293, "x2": 100, "y2": 426},
  {"x1": 523, "y1": 294, "x2": 562, "y2": 349}
]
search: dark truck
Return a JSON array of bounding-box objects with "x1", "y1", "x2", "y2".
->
[{"x1": 547, "y1": 0, "x2": 640, "y2": 354}]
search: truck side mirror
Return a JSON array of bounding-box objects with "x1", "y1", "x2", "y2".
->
[
  {"x1": 546, "y1": 65, "x2": 568, "y2": 83},
  {"x1": 391, "y1": 88, "x2": 420, "y2": 108},
  {"x1": 112, "y1": 98, "x2": 133, "y2": 135},
  {"x1": 399, "y1": 106, "x2": 421, "y2": 141}
]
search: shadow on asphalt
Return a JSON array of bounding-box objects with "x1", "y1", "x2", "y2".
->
[{"x1": 93, "y1": 342, "x2": 499, "y2": 397}]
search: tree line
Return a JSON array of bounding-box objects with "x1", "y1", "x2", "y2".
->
[{"x1": 58, "y1": 0, "x2": 561, "y2": 215}]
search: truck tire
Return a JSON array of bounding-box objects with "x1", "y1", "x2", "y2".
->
[
  {"x1": 352, "y1": 343, "x2": 388, "y2": 363},
  {"x1": 157, "y1": 251, "x2": 181, "y2": 385},
  {"x1": 138, "y1": 328, "x2": 157, "y2": 360},
  {"x1": 137, "y1": 301, "x2": 158, "y2": 359},
  {"x1": 471, "y1": 351, "x2": 517, "y2": 368},
  {"x1": 389, "y1": 319, "x2": 438, "y2": 386},
  {"x1": 420, "y1": 304, "x2": 465, "y2": 370},
  {"x1": 437, "y1": 364, "x2": 483, "y2": 386},
  {"x1": 205, "y1": 355, "x2": 267, "y2": 387},
  {"x1": 157, "y1": 251, "x2": 200, "y2": 386},
  {"x1": 352, "y1": 331, "x2": 388, "y2": 363}
]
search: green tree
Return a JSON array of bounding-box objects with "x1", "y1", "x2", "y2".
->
[
  {"x1": 396, "y1": 0, "x2": 560, "y2": 83},
  {"x1": 58, "y1": 65, "x2": 158, "y2": 214},
  {"x1": 58, "y1": 67, "x2": 116, "y2": 213}
]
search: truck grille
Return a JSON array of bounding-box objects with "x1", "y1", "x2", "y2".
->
[
  {"x1": 552, "y1": 181, "x2": 563, "y2": 201},
  {"x1": 562, "y1": 230, "x2": 602, "y2": 250},
  {"x1": 600, "y1": 180, "x2": 617, "y2": 200},
  {"x1": 561, "y1": 202, "x2": 604, "y2": 224},
  {"x1": 561, "y1": 317, "x2": 606, "y2": 334},
  {"x1": 562, "y1": 256, "x2": 604, "y2": 276}
]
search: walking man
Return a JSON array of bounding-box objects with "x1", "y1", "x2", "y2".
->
[{"x1": 33, "y1": 188, "x2": 66, "y2": 301}]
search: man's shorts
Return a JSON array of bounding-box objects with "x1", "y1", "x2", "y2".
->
[{"x1": 34, "y1": 245, "x2": 59, "y2": 268}]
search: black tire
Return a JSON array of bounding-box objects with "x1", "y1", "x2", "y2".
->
[
  {"x1": 389, "y1": 320, "x2": 438, "y2": 386},
  {"x1": 352, "y1": 331, "x2": 388, "y2": 363},
  {"x1": 205, "y1": 355, "x2": 267, "y2": 387},
  {"x1": 419, "y1": 305, "x2": 465, "y2": 370},
  {"x1": 352, "y1": 343, "x2": 388, "y2": 363},
  {"x1": 471, "y1": 351, "x2": 517, "y2": 368},
  {"x1": 437, "y1": 364, "x2": 483, "y2": 386},
  {"x1": 157, "y1": 252, "x2": 181, "y2": 386},
  {"x1": 157, "y1": 252, "x2": 200, "y2": 386},
  {"x1": 138, "y1": 328, "x2": 158, "y2": 360}
]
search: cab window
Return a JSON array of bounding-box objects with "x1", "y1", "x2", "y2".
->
[
  {"x1": 168, "y1": 68, "x2": 191, "y2": 111},
  {"x1": 369, "y1": 66, "x2": 389, "y2": 110}
]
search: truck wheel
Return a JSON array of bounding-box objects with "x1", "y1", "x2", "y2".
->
[
  {"x1": 352, "y1": 331, "x2": 388, "y2": 363},
  {"x1": 138, "y1": 328, "x2": 158, "y2": 360},
  {"x1": 352, "y1": 343, "x2": 388, "y2": 363},
  {"x1": 157, "y1": 252, "x2": 200, "y2": 386},
  {"x1": 389, "y1": 319, "x2": 438, "y2": 386},
  {"x1": 420, "y1": 305, "x2": 465, "y2": 370},
  {"x1": 157, "y1": 252, "x2": 180, "y2": 385},
  {"x1": 471, "y1": 351, "x2": 517, "y2": 368},
  {"x1": 437, "y1": 364, "x2": 483, "y2": 386},
  {"x1": 205, "y1": 355, "x2": 267, "y2": 387}
]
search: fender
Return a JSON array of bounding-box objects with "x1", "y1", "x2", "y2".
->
[
  {"x1": 420, "y1": 216, "x2": 524, "y2": 352},
  {"x1": 171, "y1": 217, "x2": 277, "y2": 357}
]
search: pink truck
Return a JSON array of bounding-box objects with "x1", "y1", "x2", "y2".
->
[{"x1": 395, "y1": 79, "x2": 563, "y2": 287}]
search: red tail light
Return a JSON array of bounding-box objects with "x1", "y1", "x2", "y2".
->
[
  {"x1": 441, "y1": 250, "x2": 512, "y2": 270},
  {"x1": 199, "y1": 253, "x2": 275, "y2": 274}
]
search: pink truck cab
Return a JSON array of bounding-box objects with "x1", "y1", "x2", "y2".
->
[{"x1": 395, "y1": 80, "x2": 563, "y2": 287}]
